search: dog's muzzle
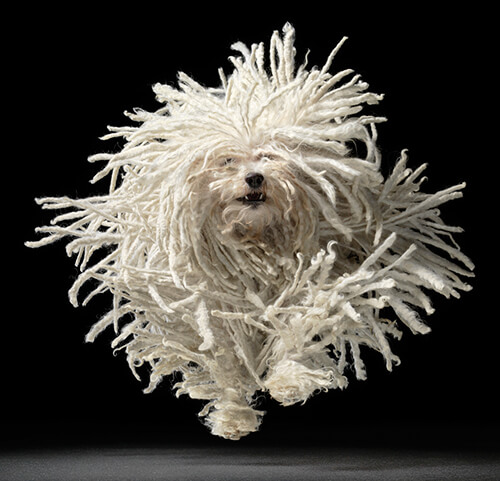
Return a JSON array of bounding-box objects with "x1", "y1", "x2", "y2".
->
[{"x1": 237, "y1": 173, "x2": 266, "y2": 206}]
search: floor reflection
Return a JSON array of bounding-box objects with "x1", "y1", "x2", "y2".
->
[{"x1": 1, "y1": 446, "x2": 499, "y2": 481}]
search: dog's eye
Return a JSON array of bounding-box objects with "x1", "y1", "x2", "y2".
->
[{"x1": 222, "y1": 158, "x2": 235, "y2": 166}]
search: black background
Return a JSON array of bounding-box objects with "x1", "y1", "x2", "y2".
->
[{"x1": 6, "y1": 3, "x2": 497, "y2": 454}]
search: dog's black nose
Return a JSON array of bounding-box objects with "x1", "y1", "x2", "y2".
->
[{"x1": 245, "y1": 173, "x2": 264, "y2": 188}]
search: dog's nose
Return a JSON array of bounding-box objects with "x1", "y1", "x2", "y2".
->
[{"x1": 245, "y1": 173, "x2": 264, "y2": 188}]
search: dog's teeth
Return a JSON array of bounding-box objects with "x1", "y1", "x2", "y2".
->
[{"x1": 241, "y1": 192, "x2": 265, "y2": 202}]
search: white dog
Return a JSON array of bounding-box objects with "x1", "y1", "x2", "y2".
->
[{"x1": 27, "y1": 24, "x2": 474, "y2": 440}]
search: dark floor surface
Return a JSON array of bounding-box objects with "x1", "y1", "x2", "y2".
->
[
  {"x1": 2, "y1": 420, "x2": 498, "y2": 480},
  {"x1": 1, "y1": 445, "x2": 499, "y2": 481}
]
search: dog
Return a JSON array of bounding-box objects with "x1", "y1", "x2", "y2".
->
[{"x1": 27, "y1": 23, "x2": 474, "y2": 440}]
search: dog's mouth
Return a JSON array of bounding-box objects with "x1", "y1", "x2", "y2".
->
[{"x1": 237, "y1": 192, "x2": 267, "y2": 205}]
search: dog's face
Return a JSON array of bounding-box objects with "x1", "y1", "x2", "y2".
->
[{"x1": 193, "y1": 151, "x2": 317, "y2": 253}]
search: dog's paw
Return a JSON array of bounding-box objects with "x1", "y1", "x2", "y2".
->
[
  {"x1": 264, "y1": 359, "x2": 345, "y2": 406},
  {"x1": 203, "y1": 389, "x2": 264, "y2": 440}
]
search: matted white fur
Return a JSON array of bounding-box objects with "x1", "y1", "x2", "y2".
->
[{"x1": 27, "y1": 24, "x2": 474, "y2": 440}]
